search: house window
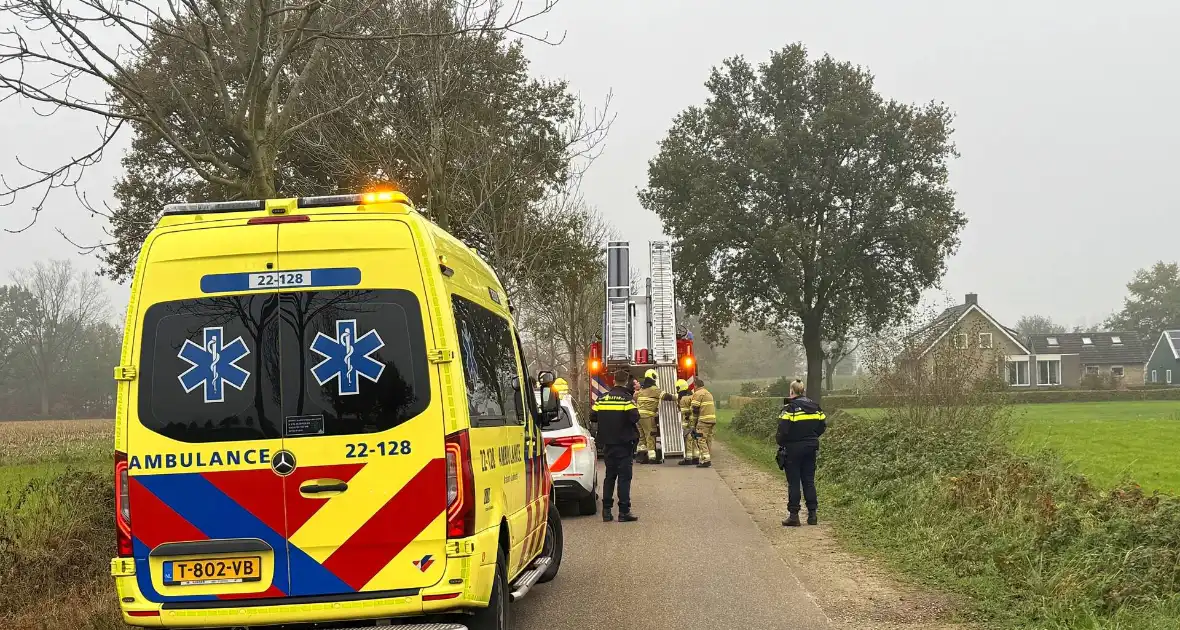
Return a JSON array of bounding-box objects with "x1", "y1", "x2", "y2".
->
[
  {"x1": 1085, "y1": 365, "x2": 1099, "y2": 375},
  {"x1": 1082, "y1": 337, "x2": 1093, "y2": 345},
  {"x1": 978, "y1": 333, "x2": 993, "y2": 349},
  {"x1": 1037, "y1": 359, "x2": 1061, "y2": 386},
  {"x1": 1111, "y1": 366, "x2": 1124, "y2": 378},
  {"x1": 1169, "y1": 370, "x2": 1174, "y2": 385},
  {"x1": 1111, "y1": 336, "x2": 1122, "y2": 345},
  {"x1": 1006, "y1": 360, "x2": 1030, "y2": 386},
  {"x1": 1046, "y1": 337, "x2": 1058, "y2": 346},
  {"x1": 953, "y1": 334, "x2": 967, "y2": 349},
  {"x1": 1152, "y1": 370, "x2": 1159, "y2": 383}
]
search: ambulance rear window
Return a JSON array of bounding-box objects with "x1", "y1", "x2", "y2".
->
[
  {"x1": 139, "y1": 294, "x2": 283, "y2": 443},
  {"x1": 138, "y1": 289, "x2": 430, "y2": 443}
]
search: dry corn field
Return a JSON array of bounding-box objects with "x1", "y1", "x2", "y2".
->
[{"x1": 0, "y1": 419, "x2": 113, "y2": 466}]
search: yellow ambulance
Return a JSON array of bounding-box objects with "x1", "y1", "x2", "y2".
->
[{"x1": 110, "y1": 191, "x2": 564, "y2": 629}]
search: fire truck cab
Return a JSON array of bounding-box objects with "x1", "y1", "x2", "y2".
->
[{"x1": 587, "y1": 241, "x2": 697, "y2": 458}]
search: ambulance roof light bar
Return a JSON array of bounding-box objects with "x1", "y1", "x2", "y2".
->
[
  {"x1": 161, "y1": 191, "x2": 410, "y2": 216},
  {"x1": 161, "y1": 199, "x2": 265, "y2": 216}
]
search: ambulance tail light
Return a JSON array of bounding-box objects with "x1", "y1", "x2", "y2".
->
[
  {"x1": 445, "y1": 431, "x2": 476, "y2": 538},
  {"x1": 115, "y1": 451, "x2": 133, "y2": 557}
]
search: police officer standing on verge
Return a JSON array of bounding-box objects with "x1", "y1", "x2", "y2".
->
[
  {"x1": 777, "y1": 380, "x2": 826, "y2": 526},
  {"x1": 590, "y1": 369, "x2": 642, "y2": 523}
]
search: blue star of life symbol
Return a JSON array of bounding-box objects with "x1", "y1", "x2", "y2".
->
[
  {"x1": 178, "y1": 327, "x2": 251, "y2": 404},
  {"x1": 310, "y1": 319, "x2": 385, "y2": 396}
]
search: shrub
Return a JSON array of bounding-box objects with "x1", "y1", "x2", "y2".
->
[
  {"x1": 0, "y1": 469, "x2": 120, "y2": 629},
  {"x1": 822, "y1": 404, "x2": 1180, "y2": 625},
  {"x1": 766, "y1": 376, "x2": 794, "y2": 398},
  {"x1": 730, "y1": 397, "x2": 781, "y2": 440},
  {"x1": 738, "y1": 381, "x2": 762, "y2": 396}
]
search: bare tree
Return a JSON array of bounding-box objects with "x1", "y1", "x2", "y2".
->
[
  {"x1": 517, "y1": 203, "x2": 610, "y2": 410},
  {"x1": 12, "y1": 259, "x2": 108, "y2": 415},
  {"x1": 0, "y1": 0, "x2": 563, "y2": 229},
  {"x1": 821, "y1": 331, "x2": 862, "y2": 391}
]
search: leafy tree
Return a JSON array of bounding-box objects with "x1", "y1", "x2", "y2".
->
[
  {"x1": 1015, "y1": 314, "x2": 1067, "y2": 336},
  {"x1": 92, "y1": 1, "x2": 608, "y2": 294},
  {"x1": 1105, "y1": 261, "x2": 1180, "y2": 337},
  {"x1": 639, "y1": 44, "x2": 964, "y2": 402},
  {"x1": 0, "y1": 0, "x2": 561, "y2": 226},
  {"x1": 0, "y1": 286, "x2": 38, "y2": 381}
]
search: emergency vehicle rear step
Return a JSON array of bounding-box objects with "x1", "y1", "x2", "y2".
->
[
  {"x1": 508, "y1": 556, "x2": 552, "y2": 602},
  {"x1": 363, "y1": 624, "x2": 466, "y2": 629}
]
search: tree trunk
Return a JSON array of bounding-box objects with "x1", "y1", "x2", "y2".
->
[
  {"x1": 40, "y1": 382, "x2": 49, "y2": 416},
  {"x1": 824, "y1": 357, "x2": 836, "y2": 392},
  {"x1": 802, "y1": 320, "x2": 825, "y2": 406},
  {"x1": 244, "y1": 143, "x2": 278, "y2": 199}
]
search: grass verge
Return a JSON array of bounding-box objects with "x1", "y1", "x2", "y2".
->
[
  {"x1": 718, "y1": 400, "x2": 1180, "y2": 629},
  {"x1": 0, "y1": 419, "x2": 122, "y2": 629}
]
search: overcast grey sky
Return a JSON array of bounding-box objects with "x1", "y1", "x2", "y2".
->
[{"x1": 2, "y1": 0, "x2": 1178, "y2": 330}]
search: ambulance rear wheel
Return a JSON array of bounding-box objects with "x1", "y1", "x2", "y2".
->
[
  {"x1": 537, "y1": 503, "x2": 563, "y2": 583},
  {"x1": 468, "y1": 548, "x2": 509, "y2": 630}
]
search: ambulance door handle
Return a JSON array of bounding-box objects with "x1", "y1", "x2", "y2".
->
[{"x1": 300, "y1": 480, "x2": 348, "y2": 495}]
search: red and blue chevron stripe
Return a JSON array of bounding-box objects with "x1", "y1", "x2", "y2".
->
[{"x1": 128, "y1": 459, "x2": 444, "y2": 602}]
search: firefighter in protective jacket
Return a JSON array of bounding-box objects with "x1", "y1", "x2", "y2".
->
[
  {"x1": 676, "y1": 379, "x2": 700, "y2": 465},
  {"x1": 636, "y1": 368, "x2": 676, "y2": 464},
  {"x1": 689, "y1": 377, "x2": 717, "y2": 468}
]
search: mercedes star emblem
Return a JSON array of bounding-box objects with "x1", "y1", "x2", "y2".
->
[{"x1": 271, "y1": 450, "x2": 297, "y2": 476}]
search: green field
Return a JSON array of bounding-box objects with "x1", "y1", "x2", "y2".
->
[
  {"x1": 723, "y1": 401, "x2": 1180, "y2": 495},
  {"x1": 1009, "y1": 401, "x2": 1180, "y2": 494}
]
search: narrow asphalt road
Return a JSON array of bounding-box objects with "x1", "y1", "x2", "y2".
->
[{"x1": 512, "y1": 457, "x2": 832, "y2": 629}]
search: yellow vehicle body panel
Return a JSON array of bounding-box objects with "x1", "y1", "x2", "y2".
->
[{"x1": 113, "y1": 196, "x2": 551, "y2": 626}]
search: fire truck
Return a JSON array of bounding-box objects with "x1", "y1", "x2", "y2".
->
[{"x1": 587, "y1": 240, "x2": 698, "y2": 458}]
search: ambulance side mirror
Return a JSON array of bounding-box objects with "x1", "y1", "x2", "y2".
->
[{"x1": 537, "y1": 371, "x2": 560, "y2": 418}]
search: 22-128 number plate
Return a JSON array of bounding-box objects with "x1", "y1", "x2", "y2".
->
[{"x1": 162, "y1": 556, "x2": 262, "y2": 586}]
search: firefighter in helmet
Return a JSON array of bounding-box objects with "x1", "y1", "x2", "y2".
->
[
  {"x1": 551, "y1": 377, "x2": 569, "y2": 400},
  {"x1": 676, "y1": 378, "x2": 700, "y2": 465},
  {"x1": 635, "y1": 368, "x2": 675, "y2": 464},
  {"x1": 690, "y1": 376, "x2": 717, "y2": 468}
]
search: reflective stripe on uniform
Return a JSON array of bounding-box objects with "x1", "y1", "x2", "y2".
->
[
  {"x1": 779, "y1": 412, "x2": 827, "y2": 422},
  {"x1": 594, "y1": 401, "x2": 637, "y2": 411}
]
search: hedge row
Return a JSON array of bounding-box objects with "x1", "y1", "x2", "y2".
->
[{"x1": 727, "y1": 386, "x2": 1180, "y2": 411}]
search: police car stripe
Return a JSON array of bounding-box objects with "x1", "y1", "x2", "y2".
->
[
  {"x1": 322, "y1": 458, "x2": 446, "y2": 591},
  {"x1": 200, "y1": 267, "x2": 362, "y2": 293}
]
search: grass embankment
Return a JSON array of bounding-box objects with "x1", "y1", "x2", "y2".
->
[
  {"x1": 717, "y1": 401, "x2": 1180, "y2": 629},
  {"x1": 0, "y1": 419, "x2": 121, "y2": 629}
]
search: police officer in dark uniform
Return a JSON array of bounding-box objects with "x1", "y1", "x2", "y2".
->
[
  {"x1": 777, "y1": 380, "x2": 826, "y2": 526},
  {"x1": 590, "y1": 369, "x2": 642, "y2": 523}
]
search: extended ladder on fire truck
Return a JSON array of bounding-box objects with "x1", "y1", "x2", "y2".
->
[{"x1": 589, "y1": 240, "x2": 697, "y2": 457}]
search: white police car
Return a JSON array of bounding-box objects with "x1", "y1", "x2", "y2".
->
[{"x1": 542, "y1": 397, "x2": 599, "y2": 516}]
